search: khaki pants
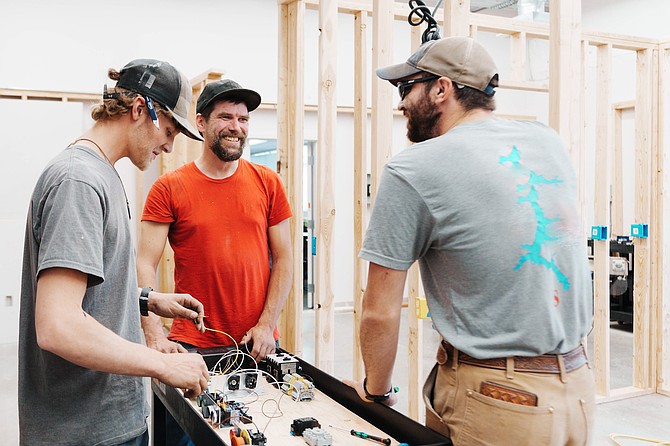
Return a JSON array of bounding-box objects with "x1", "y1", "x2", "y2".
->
[{"x1": 423, "y1": 343, "x2": 596, "y2": 446}]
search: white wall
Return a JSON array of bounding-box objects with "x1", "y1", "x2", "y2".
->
[{"x1": 1, "y1": 0, "x2": 667, "y2": 343}]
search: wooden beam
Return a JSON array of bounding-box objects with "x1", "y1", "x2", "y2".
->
[
  {"x1": 633, "y1": 48, "x2": 653, "y2": 389},
  {"x1": 352, "y1": 9, "x2": 368, "y2": 382},
  {"x1": 443, "y1": 0, "x2": 470, "y2": 38},
  {"x1": 549, "y1": 0, "x2": 582, "y2": 175},
  {"x1": 0, "y1": 88, "x2": 99, "y2": 102},
  {"x1": 593, "y1": 43, "x2": 612, "y2": 397},
  {"x1": 612, "y1": 108, "x2": 624, "y2": 237},
  {"x1": 277, "y1": 0, "x2": 305, "y2": 356},
  {"x1": 405, "y1": 24, "x2": 424, "y2": 423},
  {"x1": 509, "y1": 32, "x2": 527, "y2": 82},
  {"x1": 370, "y1": 0, "x2": 394, "y2": 204},
  {"x1": 659, "y1": 48, "x2": 670, "y2": 395},
  {"x1": 315, "y1": 0, "x2": 338, "y2": 374},
  {"x1": 650, "y1": 47, "x2": 662, "y2": 394}
]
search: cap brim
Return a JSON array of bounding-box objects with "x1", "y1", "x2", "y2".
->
[
  {"x1": 376, "y1": 62, "x2": 422, "y2": 84},
  {"x1": 197, "y1": 88, "x2": 262, "y2": 114},
  {"x1": 168, "y1": 108, "x2": 203, "y2": 141}
]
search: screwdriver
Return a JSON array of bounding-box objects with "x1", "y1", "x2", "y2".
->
[{"x1": 329, "y1": 425, "x2": 392, "y2": 445}]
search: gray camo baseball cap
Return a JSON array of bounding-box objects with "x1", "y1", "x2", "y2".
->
[{"x1": 376, "y1": 37, "x2": 499, "y2": 96}]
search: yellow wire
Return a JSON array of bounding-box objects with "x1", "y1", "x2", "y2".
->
[
  {"x1": 610, "y1": 433, "x2": 670, "y2": 446},
  {"x1": 204, "y1": 326, "x2": 239, "y2": 375}
]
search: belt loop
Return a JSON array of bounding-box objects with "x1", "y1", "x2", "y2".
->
[
  {"x1": 558, "y1": 354, "x2": 568, "y2": 383},
  {"x1": 452, "y1": 348, "x2": 459, "y2": 371},
  {"x1": 505, "y1": 357, "x2": 514, "y2": 379},
  {"x1": 582, "y1": 343, "x2": 592, "y2": 369}
]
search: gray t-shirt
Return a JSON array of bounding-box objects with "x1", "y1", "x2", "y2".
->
[
  {"x1": 360, "y1": 119, "x2": 593, "y2": 358},
  {"x1": 19, "y1": 145, "x2": 148, "y2": 446}
]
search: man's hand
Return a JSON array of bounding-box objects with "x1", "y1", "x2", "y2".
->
[
  {"x1": 157, "y1": 352, "x2": 209, "y2": 399},
  {"x1": 145, "y1": 331, "x2": 188, "y2": 353},
  {"x1": 148, "y1": 292, "x2": 205, "y2": 332},
  {"x1": 342, "y1": 378, "x2": 398, "y2": 407},
  {"x1": 240, "y1": 325, "x2": 276, "y2": 361}
]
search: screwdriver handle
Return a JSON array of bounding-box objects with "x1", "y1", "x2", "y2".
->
[{"x1": 350, "y1": 429, "x2": 392, "y2": 445}]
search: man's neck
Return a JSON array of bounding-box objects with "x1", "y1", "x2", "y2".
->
[
  {"x1": 195, "y1": 151, "x2": 239, "y2": 180},
  {"x1": 441, "y1": 108, "x2": 493, "y2": 135},
  {"x1": 76, "y1": 123, "x2": 127, "y2": 165}
]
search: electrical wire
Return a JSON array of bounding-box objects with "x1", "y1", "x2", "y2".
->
[
  {"x1": 407, "y1": 0, "x2": 442, "y2": 43},
  {"x1": 609, "y1": 434, "x2": 670, "y2": 445}
]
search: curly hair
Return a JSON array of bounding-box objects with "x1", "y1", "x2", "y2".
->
[{"x1": 91, "y1": 68, "x2": 170, "y2": 122}]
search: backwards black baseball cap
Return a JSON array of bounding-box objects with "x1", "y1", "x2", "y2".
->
[
  {"x1": 115, "y1": 59, "x2": 203, "y2": 141},
  {"x1": 196, "y1": 79, "x2": 262, "y2": 114}
]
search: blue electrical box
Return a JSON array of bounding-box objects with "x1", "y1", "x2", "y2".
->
[
  {"x1": 630, "y1": 224, "x2": 649, "y2": 238},
  {"x1": 591, "y1": 225, "x2": 608, "y2": 240}
]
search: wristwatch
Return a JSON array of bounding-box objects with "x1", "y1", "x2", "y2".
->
[
  {"x1": 139, "y1": 287, "x2": 153, "y2": 317},
  {"x1": 363, "y1": 377, "x2": 396, "y2": 403}
]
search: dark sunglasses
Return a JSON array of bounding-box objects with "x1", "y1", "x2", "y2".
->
[{"x1": 397, "y1": 75, "x2": 440, "y2": 100}]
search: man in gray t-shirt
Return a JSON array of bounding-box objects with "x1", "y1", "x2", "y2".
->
[
  {"x1": 347, "y1": 38, "x2": 595, "y2": 445},
  {"x1": 19, "y1": 59, "x2": 209, "y2": 446}
]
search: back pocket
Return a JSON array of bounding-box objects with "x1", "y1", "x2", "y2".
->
[{"x1": 457, "y1": 388, "x2": 554, "y2": 446}]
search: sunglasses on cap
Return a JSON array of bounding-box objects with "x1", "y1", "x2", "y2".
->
[{"x1": 397, "y1": 75, "x2": 440, "y2": 100}]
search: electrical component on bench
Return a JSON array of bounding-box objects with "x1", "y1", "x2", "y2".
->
[
  {"x1": 197, "y1": 391, "x2": 252, "y2": 427},
  {"x1": 229, "y1": 425, "x2": 267, "y2": 446},
  {"x1": 223, "y1": 371, "x2": 260, "y2": 392},
  {"x1": 197, "y1": 391, "x2": 221, "y2": 425},
  {"x1": 281, "y1": 372, "x2": 315, "y2": 401},
  {"x1": 303, "y1": 427, "x2": 333, "y2": 446},
  {"x1": 263, "y1": 352, "x2": 299, "y2": 384},
  {"x1": 290, "y1": 417, "x2": 321, "y2": 436}
]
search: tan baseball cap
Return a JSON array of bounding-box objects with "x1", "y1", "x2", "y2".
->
[{"x1": 376, "y1": 37, "x2": 499, "y2": 96}]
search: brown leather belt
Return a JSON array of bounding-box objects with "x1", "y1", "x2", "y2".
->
[{"x1": 441, "y1": 340, "x2": 588, "y2": 374}]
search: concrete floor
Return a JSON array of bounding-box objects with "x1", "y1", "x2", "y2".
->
[{"x1": 2, "y1": 309, "x2": 669, "y2": 445}]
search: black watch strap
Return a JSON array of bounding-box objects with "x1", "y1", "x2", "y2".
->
[
  {"x1": 363, "y1": 377, "x2": 394, "y2": 403},
  {"x1": 139, "y1": 287, "x2": 152, "y2": 317}
]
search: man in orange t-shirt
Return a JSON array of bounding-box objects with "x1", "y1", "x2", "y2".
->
[{"x1": 137, "y1": 79, "x2": 293, "y2": 365}]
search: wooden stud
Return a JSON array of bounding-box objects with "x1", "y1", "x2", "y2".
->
[
  {"x1": 276, "y1": 0, "x2": 306, "y2": 355},
  {"x1": 650, "y1": 47, "x2": 662, "y2": 393},
  {"x1": 592, "y1": 43, "x2": 612, "y2": 397},
  {"x1": 633, "y1": 48, "x2": 653, "y2": 389},
  {"x1": 549, "y1": 0, "x2": 582, "y2": 171},
  {"x1": 658, "y1": 46, "x2": 670, "y2": 395},
  {"x1": 509, "y1": 32, "x2": 527, "y2": 82},
  {"x1": 443, "y1": 0, "x2": 470, "y2": 38},
  {"x1": 315, "y1": 0, "x2": 338, "y2": 373},
  {"x1": 370, "y1": 0, "x2": 394, "y2": 203},
  {"x1": 405, "y1": 22, "x2": 424, "y2": 423},
  {"x1": 612, "y1": 101, "x2": 635, "y2": 237},
  {"x1": 352, "y1": 9, "x2": 368, "y2": 381}
]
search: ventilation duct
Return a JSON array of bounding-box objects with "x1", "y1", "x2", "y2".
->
[{"x1": 517, "y1": 0, "x2": 548, "y2": 21}]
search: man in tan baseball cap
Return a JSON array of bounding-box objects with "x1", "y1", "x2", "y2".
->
[{"x1": 348, "y1": 36, "x2": 596, "y2": 445}]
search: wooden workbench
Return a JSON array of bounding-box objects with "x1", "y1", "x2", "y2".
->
[{"x1": 151, "y1": 347, "x2": 451, "y2": 446}]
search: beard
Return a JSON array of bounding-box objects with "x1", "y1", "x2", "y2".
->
[
  {"x1": 405, "y1": 95, "x2": 442, "y2": 143},
  {"x1": 210, "y1": 133, "x2": 246, "y2": 162}
]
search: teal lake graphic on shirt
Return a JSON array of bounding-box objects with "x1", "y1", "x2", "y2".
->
[{"x1": 500, "y1": 146, "x2": 570, "y2": 291}]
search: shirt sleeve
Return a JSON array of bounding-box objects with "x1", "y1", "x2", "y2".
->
[
  {"x1": 141, "y1": 175, "x2": 175, "y2": 223},
  {"x1": 359, "y1": 165, "x2": 434, "y2": 271},
  {"x1": 267, "y1": 171, "x2": 293, "y2": 227},
  {"x1": 36, "y1": 179, "x2": 105, "y2": 285}
]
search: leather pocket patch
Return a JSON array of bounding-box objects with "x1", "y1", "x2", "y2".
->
[{"x1": 480, "y1": 381, "x2": 538, "y2": 406}]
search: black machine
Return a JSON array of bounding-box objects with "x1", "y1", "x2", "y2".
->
[{"x1": 587, "y1": 238, "x2": 635, "y2": 324}]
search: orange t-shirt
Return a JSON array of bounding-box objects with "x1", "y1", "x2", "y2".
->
[{"x1": 142, "y1": 159, "x2": 292, "y2": 347}]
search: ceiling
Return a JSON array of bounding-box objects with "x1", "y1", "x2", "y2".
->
[{"x1": 415, "y1": 0, "x2": 549, "y2": 18}]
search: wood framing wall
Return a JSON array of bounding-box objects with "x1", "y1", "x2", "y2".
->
[{"x1": 275, "y1": 0, "x2": 670, "y2": 416}]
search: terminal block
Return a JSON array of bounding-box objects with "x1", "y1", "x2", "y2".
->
[{"x1": 281, "y1": 373, "x2": 314, "y2": 401}]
